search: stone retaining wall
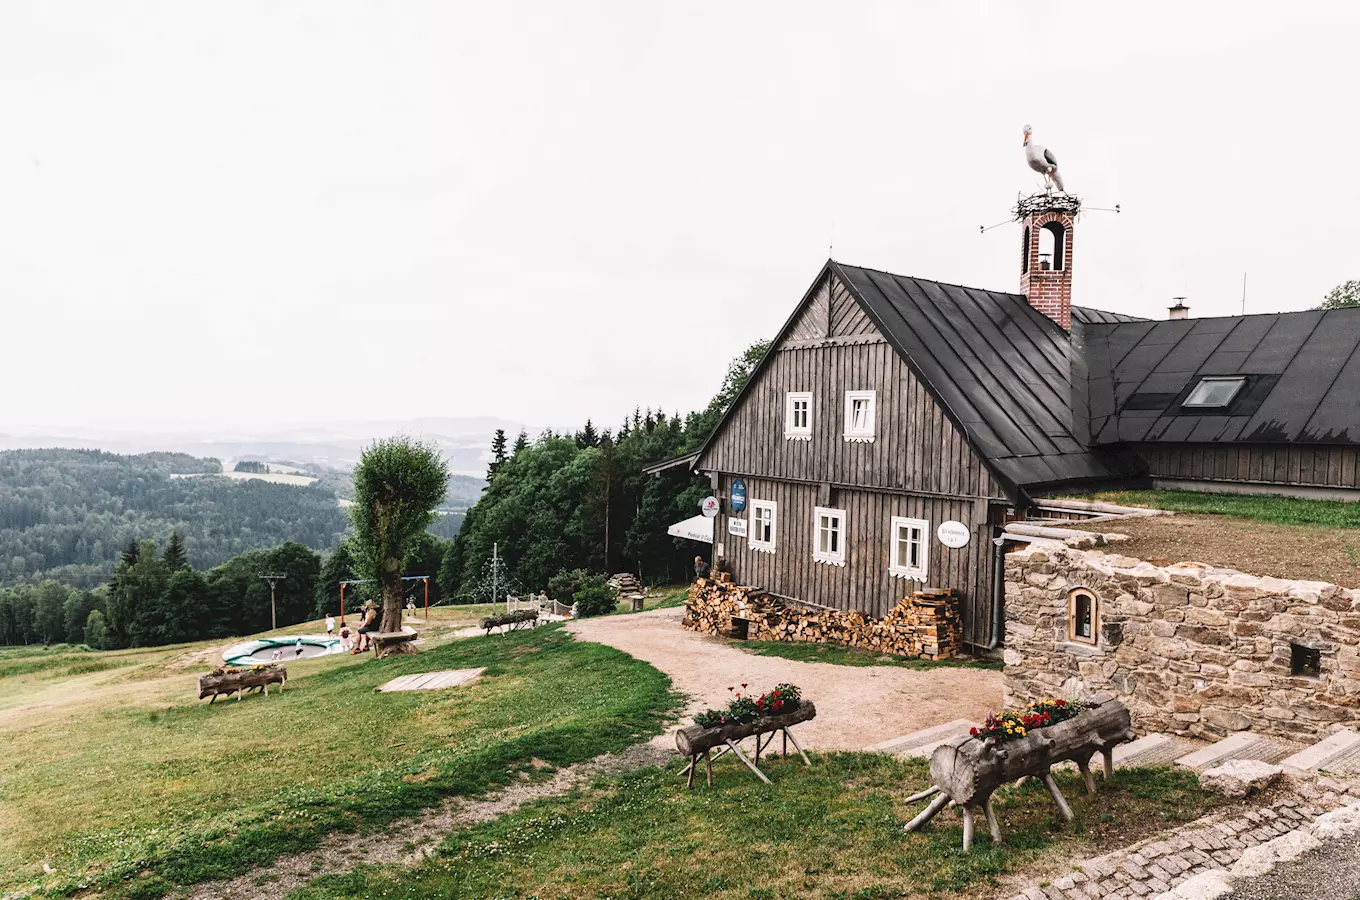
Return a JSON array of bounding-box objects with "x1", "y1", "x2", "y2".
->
[{"x1": 1003, "y1": 543, "x2": 1360, "y2": 740}]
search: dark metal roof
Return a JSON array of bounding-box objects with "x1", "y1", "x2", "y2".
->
[
  {"x1": 1072, "y1": 306, "x2": 1148, "y2": 326},
  {"x1": 1084, "y1": 307, "x2": 1360, "y2": 445},
  {"x1": 832, "y1": 262, "x2": 1142, "y2": 494}
]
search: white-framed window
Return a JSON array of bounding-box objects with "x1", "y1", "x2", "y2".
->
[
  {"x1": 784, "y1": 392, "x2": 813, "y2": 440},
  {"x1": 749, "y1": 499, "x2": 777, "y2": 553},
  {"x1": 889, "y1": 516, "x2": 929, "y2": 581},
  {"x1": 1183, "y1": 376, "x2": 1246, "y2": 409},
  {"x1": 843, "y1": 390, "x2": 876, "y2": 442},
  {"x1": 813, "y1": 506, "x2": 846, "y2": 566}
]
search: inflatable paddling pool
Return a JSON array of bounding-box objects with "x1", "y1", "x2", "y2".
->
[{"x1": 222, "y1": 634, "x2": 342, "y2": 666}]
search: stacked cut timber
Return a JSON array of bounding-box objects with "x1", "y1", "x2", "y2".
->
[
  {"x1": 684, "y1": 580, "x2": 961, "y2": 660},
  {"x1": 607, "y1": 573, "x2": 643, "y2": 593},
  {"x1": 608, "y1": 572, "x2": 646, "y2": 609}
]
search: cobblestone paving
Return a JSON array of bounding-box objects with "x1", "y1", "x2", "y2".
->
[{"x1": 1004, "y1": 794, "x2": 1340, "y2": 900}]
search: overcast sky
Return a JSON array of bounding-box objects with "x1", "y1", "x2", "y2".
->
[{"x1": 2, "y1": 2, "x2": 1357, "y2": 435}]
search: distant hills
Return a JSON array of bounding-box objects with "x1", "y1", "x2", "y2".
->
[{"x1": 0, "y1": 416, "x2": 543, "y2": 478}]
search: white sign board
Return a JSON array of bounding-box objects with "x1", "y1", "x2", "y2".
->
[
  {"x1": 727, "y1": 518, "x2": 747, "y2": 537},
  {"x1": 937, "y1": 520, "x2": 971, "y2": 549},
  {"x1": 700, "y1": 496, "x2": 720, "y2": 518}
]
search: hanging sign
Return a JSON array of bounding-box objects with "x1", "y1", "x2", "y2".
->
[
  {"x1": 728, "y1": 518, "x2": 747, "y2": 537},
  {"x1": 700, "y1": 496, "x2": 720, "y2": 518},
  {"x1": 730, "y1": 479, "x2": 747, "y2": 513},
  {"x1": 937, "y1": 520, "x2": 971, "y2": 549}
]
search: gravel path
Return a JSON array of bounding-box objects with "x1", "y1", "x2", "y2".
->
[
  {"x1": 567, "y1": 606, "x2": 1003, "y2": 750},
  {"x1": 1225, "y1": 836, "x2": 1360, "y2": 900}
]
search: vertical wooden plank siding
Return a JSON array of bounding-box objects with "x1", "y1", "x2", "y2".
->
[
  {"x1": 1133, "y1": 443, "x2": 1360, "y2": 489},
  {"x1": 703, "y1": 276, "x2": 1007, "y2": 501},
  {"x1": 701, "y1": 275, "x2": 1009, "y2": 644},
  {"x1": 715, "y1": 475, "x2": 998, "y2": 643}
]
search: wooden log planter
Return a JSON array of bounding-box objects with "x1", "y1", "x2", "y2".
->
[
  {"x1": 675, "y1": 701, "x2": 816, "y2": 787},
  {"x1": 198, "y1": 665, "x2": 287, "y2": 703},
  {"x1": 904, "y1": 700, "x2": 1135, "y2": 851}
]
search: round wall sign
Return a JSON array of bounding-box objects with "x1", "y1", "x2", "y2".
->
[
  {"x1": 700, "y1": 496, "x2": 720, "y2": 518},
  {"x1": 730, "y1": 479, "x2": 747, "y2": 513},
  {"x1": 937, "y1": 520, "x2": 971, "y2": 549}
]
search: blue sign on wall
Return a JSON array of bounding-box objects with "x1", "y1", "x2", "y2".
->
[{"x1": 730, "y1": 478, "x2": 747, "y2": 513}]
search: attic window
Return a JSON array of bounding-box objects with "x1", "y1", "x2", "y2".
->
[
  {"x1": 843, "y1": 391, "x2": 876, "y2": 442},
  {"x1": 1183, "y1": 376, "x2": 1246, "y2": 409}
]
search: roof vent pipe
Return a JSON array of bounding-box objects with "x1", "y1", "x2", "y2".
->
[{"x1": 1168, "y1": 298, "x2": 1190, "y2": 320}]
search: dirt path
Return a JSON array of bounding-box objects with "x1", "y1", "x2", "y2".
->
[
  {"x1": 567, "y1": 607, "x2": 1003, "y2": 750},
  {"x1": 176, "y1": 609, "x2": 1000, "y2": 898},
  {"x1": 175, "y1": 739, "x2": 674, "y2": 900}
]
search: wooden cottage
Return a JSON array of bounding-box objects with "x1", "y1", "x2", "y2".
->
[{"x1": 675, "y1": 196, "x2": 1360, "y2": 650}]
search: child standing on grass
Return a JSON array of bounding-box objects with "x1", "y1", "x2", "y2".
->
[
  {"x1": 339, "y1": 620, "x2": 351, "y2": 651},
  {"x1": 325, "y1": 614, "x2": 336, "y2": 636}
]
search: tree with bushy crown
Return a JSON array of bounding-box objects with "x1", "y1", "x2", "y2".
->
[
  {"x1": 349, "y1": 437, "x2": 449, "y2": 634},
  {"x1": 487, "y1": 429, "x2": 509, "y2": 479},
  {"x1": 120, "y1": 539, "x2": 141, "y2": 567},
  {"x1": 512, "y1": 429, "x2": 529, "y2": 456},
  {"x1": 1321, "y1": 280, "x2": 1360, "y2": 309},
  {"x1": 162, "y1": 530, "x2": 188, "y2": 571}
]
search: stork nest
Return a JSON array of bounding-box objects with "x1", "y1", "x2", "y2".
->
[{"x1": 1013, "y1": 191, "x2": 1082, "y2": 220}]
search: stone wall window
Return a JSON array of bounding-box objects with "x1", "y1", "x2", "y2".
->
[
  {"x1": 1068, "y1": 589, "x2": 1098, "y2": 645},
  {"x1": 1291, "y1": 643, "x2": 1321, "y2": 678}
]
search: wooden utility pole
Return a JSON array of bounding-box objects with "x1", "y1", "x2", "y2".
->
[{"x1": 259, "y1": 574, "x2": 285, "y2": 631}]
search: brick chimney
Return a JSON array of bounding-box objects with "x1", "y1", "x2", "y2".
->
[{"x1": 1019, "y1": 205, "x2": 1076, "y2": 330}]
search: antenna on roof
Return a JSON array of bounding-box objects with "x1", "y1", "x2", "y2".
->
[
  {"x1": 981, "y1": 201, "x2": 1120, "y2": 233},
  {"x1": 829, "y1": 218, "x2": 835, "y2": 258},
  {"x1": 1242, "y1": 272, "x2": 1247, "y2": 315}
]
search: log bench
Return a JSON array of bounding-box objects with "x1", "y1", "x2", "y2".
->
[
  {"x1": 675, "y1": 701, "x2": 817, "y2": 787},
  {"x1": 369, "y1": 630, "x2": 419, "y2": 659},
  {"x1": 480, "y1": 610, "x2": 538, "y2": 635},
  {"x1": 904, "y1": 700, "x2": 1135, "y2": 851},
  {"x1": 198, "y1": 665, "x2": 286, "y2": 703}
]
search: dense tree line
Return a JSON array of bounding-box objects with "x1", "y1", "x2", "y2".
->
[
  {"x1": 0, "y1": 448, "x2": 349, "y2": 588},
  {"x1": 439, "y1": 340, "x2": 769, "y2": 597},
  {"x1": 0, "y1": 533, "x2": 322, "y2": 648}
]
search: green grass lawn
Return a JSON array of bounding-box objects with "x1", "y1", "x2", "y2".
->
[
  {"x1": 0, "y1": 624, "x2": 680, "y2": 899},
  {"x1": 735, "y1": 640, "x2": 1002, "y2": 670},
  {"x1": 288, "y1": 754, "x2": 1219, "y2": 900},
  {"x1": 1083, "y1": 489, "x2": 1360, "y2": 529}
]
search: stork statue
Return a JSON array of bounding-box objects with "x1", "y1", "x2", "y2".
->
[{"x1": 1023, "y1": 125, "x2": 1065, "y2": 192}]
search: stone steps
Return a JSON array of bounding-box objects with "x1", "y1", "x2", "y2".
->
[
  {"x1": 863, "y1": 718, "x2": 976, "y2": 757},
  {"x1": 1175, "y1": 731, "x2": 1297, "y2": 771},
  {"x1": 1114, "y1": 733, "x2": 1201, "y2": 768},
  {"x1": 1280, "y1": 728, "x2": 1360, "y2": 775}
]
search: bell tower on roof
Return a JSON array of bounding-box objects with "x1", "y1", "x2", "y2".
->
[{"x1": 1018, "y1": 194, "x2": 1078, "y2": 331}]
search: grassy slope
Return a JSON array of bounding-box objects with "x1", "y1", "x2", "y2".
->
[
  {"x1": 0, "y1": 622, "x2": 680, "y2": 899},
  {"x1": 1083, "y1": 489, "x2": 1360, "y2": 529},
  {"x1": 290, "y1": 754, "x2": 1218, "y2": 900},
  {"x1": 735, "y1": 640, "x2": 1002, "y2": 670}
]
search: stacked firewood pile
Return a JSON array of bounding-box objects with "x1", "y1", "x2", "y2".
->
[
  {"x1": 684, "y1": 577, "x2": 960, "y2": 659},
  {"x1": 607, "y1": 573, "x2": 643, "y2": 593},
  {"x1": 608, "y1": 573, "x2": 646, "y2": 611}
]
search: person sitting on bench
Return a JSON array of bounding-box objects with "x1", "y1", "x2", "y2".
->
[{"x1": 352, "y1": 604, "x2": 378, "y2": 653}]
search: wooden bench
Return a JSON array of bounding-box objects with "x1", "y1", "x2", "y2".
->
[{"x1": 369, "y1": 630, "x2": 419, "y2": 659}]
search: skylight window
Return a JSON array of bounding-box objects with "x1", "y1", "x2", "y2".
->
[{"x1": 1183, "y1": 376, "x2": 1246, "y2": 409}]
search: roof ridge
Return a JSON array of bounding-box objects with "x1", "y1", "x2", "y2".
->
[{"x1": 832, "y1": 259, "x2": 1024, "y2": 301}]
